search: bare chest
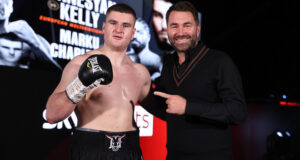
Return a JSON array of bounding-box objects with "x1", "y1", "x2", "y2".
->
[{"x1": 87, "y1": 65, "x2": 143, "y2": 104}]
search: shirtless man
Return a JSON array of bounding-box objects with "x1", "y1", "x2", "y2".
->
[{"x1": 45, "y1": 3, "x2": 151, "y2": 160}]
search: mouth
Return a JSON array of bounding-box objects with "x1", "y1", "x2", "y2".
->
[
  {"x1": 113, "y1": 35, "x2": 123, "y2": 40},
  {"x1": 174, "y1": 36, "x2": 191, "y2": 44},
  {"x1": 9, "y1": 53, "x2": 16, "y2": 57}
]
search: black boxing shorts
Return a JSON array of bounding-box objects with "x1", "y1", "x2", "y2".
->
[{"x1": 69, "y1": 128, "x2": 143, "y2": 160}]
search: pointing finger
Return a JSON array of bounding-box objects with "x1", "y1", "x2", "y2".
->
[{"x1": 154, "y1": 91, "x2": 171, "y2": 99}]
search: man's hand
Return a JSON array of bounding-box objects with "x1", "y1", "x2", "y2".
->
[{"x1": 154, "y1": 91, "x2": 186, "y2": 115}]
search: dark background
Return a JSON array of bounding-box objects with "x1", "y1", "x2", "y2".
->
[{"x1": 182, "y1": 0, "x2": 299, "y2": 102}]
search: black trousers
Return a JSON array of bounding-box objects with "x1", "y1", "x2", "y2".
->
[{"x1": 69, "y1": 128, "x2": 143, "y2": 160}]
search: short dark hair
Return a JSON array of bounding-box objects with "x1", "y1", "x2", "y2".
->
[
  {"x1": 166, "y1": 1, "x2": 199, "y2": 24},
  {"x1": 106, "y1": 3, "x2": 137, "y2": 21}
]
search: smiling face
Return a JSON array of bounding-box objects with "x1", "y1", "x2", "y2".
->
[
  {"x1": 102, "y1": 11, "x2": 136, "y2": 51},
  {"x1": 167, "y1": 11, "x2": 200, "y2": 54}
]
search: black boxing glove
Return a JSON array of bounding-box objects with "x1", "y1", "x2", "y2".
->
[{"x1": 66, "y1": 54, "x2": 113, "y2": 103}]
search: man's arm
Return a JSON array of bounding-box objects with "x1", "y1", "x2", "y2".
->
[
  {"x1": 154, "y1": 54, "x2": 247, "y2": 125},
  {"x1": 135, "y1": 63, "x2": 165, "y2": 120},
  {"x1": 45, "y1": 58, "x2": 79, "y2": 124},
  {"x1": 140, "y1": 87, "x2": 167, "y2": 120},
  {"x1": 137, "y1": 63, "x2": 151, "y2": 102},
  {"x1": 138, "y1": 63, "x2": 167, "y2": 120},
  {"x1": 184, "y1": 54, "x2": 247, "y2": 125},
  {"x1": 46, "y1": 54, "x2": 113, "y2": 123}
]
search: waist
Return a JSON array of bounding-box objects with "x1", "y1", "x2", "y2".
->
[
  {"x1": 71, "y1": 128, "x2": 141, "y2": 152},
  {"x1": 78, "y1": 123, "x2": 137, "y2": 132},
  {"x1": 75, "y1": 127, "x2": 139, "y2": 134}
]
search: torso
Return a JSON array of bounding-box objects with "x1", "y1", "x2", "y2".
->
[{"x1": 75, "y1": 52, "x2": 145, "y2": 132}]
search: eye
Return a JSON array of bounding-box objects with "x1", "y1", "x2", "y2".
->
[
  {"x1": 2, "y1": 46, "x2": 10, "y2": 49},
  {"x1": 184, "y1": 24, "x2": 192, "y2": 28},
  {"x1": 123, "y1": 23, "x2": 131, "y2": 28},
  {"x1": 170, "y1": 25, "x2": 177, "y2": 29},
  {"x1": 14, "y1": 48, "x2": 22, "y2": 51},
  {"x1": 108, "y1": 20, "x2": 116, "y2": 25},
  {"x1": 153, "y1": 11, "x2": 163, "y2": 18}
]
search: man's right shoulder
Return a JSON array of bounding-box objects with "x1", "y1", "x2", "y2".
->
[
  {"x1": 62, "y1": 55, "x2": 87, "y2": 72},
  {"x1": 66, "y1": 49, "x2": 103, "y2": 67},
  {"x1": 69, "y1": 54, "x2": 89, "y2": 65}
]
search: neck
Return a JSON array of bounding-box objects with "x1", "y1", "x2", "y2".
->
[
  {"x1": 98, "y1": 45, "x2": 128, "y2": 66},
  {"x1": 177, "y1": 52, "x2": 185, "y2": 65},
  {"x1": 177, "y1": 42, "x2": 199, "y2": 65}
]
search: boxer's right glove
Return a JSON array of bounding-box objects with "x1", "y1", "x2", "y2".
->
[{"x1": 66, "y1": 54, "x2": 113, "y2": 103}]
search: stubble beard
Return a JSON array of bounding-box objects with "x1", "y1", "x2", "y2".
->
[{"x1": 171, "y1": 35, "x2": 198, "y2": 53}]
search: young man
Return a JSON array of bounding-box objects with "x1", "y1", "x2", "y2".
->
[
  {"x1": 141, "y1": 1, "x2": 247, "y2": 160},
  {"x1": 45, "y1": 3, "x2": 151, "y2": 160}
]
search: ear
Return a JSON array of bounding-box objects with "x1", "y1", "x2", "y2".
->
[
  {"x1": 102, "y1": 22, "x2": 106, "y2": 30},
  {"x1": 196, "y1": 24, "x2": 201, "y2": 37},
  {"x1": 131, "y1": 27, "x2": 136, "y2": 39}
]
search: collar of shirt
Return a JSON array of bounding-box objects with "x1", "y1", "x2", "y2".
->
[{"x1": 173, "y1": 41, "x2": 204, "y2": 75}]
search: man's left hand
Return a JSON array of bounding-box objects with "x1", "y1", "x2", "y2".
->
[{"x1": 154, "y1": 91, "x2": 186, "y2": 115}]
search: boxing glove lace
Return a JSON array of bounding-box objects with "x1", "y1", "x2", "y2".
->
[{"x1": 66, "y1": 54, "x2": 113, "y2": 103}]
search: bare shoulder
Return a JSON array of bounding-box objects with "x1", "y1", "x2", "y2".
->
[
  {"x1": 66, "y1": 49, "x2": 101, "y2": 68},
  {"x1": 134, "y1": 62, "x2": 150, "y2": 75},
  {"x1": 132, "y1": 62, "x2": 151, "y2": 83},
  {"x1": 63, "y1": 54, "x2": 86, "y2": 72}
]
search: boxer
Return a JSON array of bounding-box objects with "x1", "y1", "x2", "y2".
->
[{"x1": 45, "y1": 3, "x2": 151, "y2": 160}]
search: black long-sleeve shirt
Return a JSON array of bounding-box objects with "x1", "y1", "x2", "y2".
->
[{"x1": 141, "y1": 41, "x2": 247, "y2": 155}]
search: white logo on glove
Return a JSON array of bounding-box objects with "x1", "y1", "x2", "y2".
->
[{"x1": 88, "y1": 56, "x2": 103, "y2": 73}]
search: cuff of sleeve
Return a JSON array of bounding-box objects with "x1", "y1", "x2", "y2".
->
[{"x1": 185, "y1": 99, "x2": 207, "y2": 116}]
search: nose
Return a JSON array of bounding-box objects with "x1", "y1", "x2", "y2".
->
[
  {"x1": 9, "y1": 47, "x2": 15, "y2": 56},
  {"x1": 176, "y1": 27, "x2": 185, "y2": 36},
  {"x1": 115, "y1": 24, "x2": 123, "y2": 33}
]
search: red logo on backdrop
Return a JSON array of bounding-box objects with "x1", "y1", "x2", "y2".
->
[{"x1": 134, "y1": 105, "x2": 154, "y2": 136}]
